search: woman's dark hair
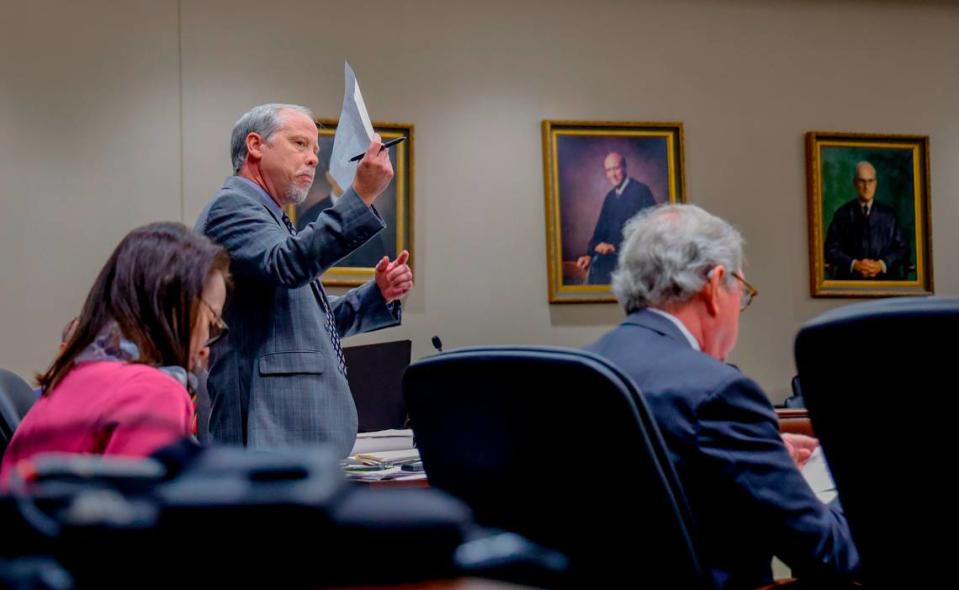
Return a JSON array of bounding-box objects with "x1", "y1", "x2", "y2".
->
[{"x1": 38, "y1": 222, "x2": 230, "y2": 392}]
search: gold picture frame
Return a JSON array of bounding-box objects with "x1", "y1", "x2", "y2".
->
[
  {"x1": 542, "y1": 120, "x2": 686, "y2": 303},
  {"x1": 286, "y1": 120, "x2": 414, "y2": 287},
  {"x1": 806, "y1": 131, "x2": 933, "y2": 297}
]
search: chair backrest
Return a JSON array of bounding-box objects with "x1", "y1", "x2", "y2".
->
[
  {"x1": 794, "y1": 297, "x2": 957, "y2": 587},
  {"x1": 0, "y1": 368, "x2": 37, "y2": 456},
  {"x1": 783, "y1": 375, "x2": 806, "y2": 409},
  {"x1": 403, "y1": 346, "x2": 709, "y2": 587},
  {"x1": 344, "y1": 339, "x2": 412, "y2": 432}
]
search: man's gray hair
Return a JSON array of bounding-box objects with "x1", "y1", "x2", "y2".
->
[
  {"x1": 230, "y1": 103, "x2": 314, "y2": 173},
  {"x1": 612, "y1": 204, "x2": 745, "y2": 313}
]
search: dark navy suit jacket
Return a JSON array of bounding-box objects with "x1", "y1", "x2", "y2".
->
[{"x1": 587, "y1": 309, "x2": 858, "y2": 589}]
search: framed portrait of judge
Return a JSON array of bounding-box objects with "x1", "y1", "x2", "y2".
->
[
  {"x1": 286, "y1": 120, "x2": 414, "y2": 287},
  {"x1": 542, "y1": 120, "x2": 686, "y2": 303},
  {"x1": 806, "y1": 131, "x2": 933, "y2": 297}
]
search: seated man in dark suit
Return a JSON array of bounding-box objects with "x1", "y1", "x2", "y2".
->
[
  {"x1": 575, "y1": 152, "x2": 657, "y2": 284},
  {"x1": 587, "y1": 204, "x2": 859, "y2": 589},
  {"x1": 824, "y1": 161, "x2": 910, "y2": 279}
]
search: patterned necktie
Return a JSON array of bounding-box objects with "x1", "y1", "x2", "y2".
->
[{"x1": 281, "y1": 212, "x2": 347, "y2": 376}]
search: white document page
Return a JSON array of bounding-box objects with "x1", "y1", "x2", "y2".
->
[
  {"x1": 801, "y1": 447, "x2": 838, "y2": 504},
  {"x1": 329, "y1": 61, "x2": 375, "y2": 194}
]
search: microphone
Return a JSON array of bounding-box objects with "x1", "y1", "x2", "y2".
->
[{"x1": 431, "y1": 335, "x2": 443, "y2": 353}]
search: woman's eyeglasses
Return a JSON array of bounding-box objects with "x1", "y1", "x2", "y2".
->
[{"x1": 200, "y1": 299, "x2": 229, "y2": 347}]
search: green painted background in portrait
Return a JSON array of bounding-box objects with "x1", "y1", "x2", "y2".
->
[{"x1": 820, "y1": 146, "x2": 917, "y2": 280}]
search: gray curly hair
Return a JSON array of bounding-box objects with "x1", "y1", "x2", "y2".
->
[{"x1": 612, "y1": 204, "x2": 744, "y2": 313}]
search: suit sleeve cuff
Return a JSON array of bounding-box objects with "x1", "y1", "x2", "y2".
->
[
  {"x1": 373, "y1": 285, "x2": 402, "y2": 321},
  {"x1": 334, "y1": 187, "x2": 387, "y2": 249}
]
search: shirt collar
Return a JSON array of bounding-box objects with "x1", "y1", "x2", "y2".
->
[
  {"x1": 647, "y1": 308, "x2": 701, "y2": 351},
  {"x1": 614, "y1": 176, "x2": 631, "y2": 196}
]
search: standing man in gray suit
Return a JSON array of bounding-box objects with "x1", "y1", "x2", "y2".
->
[{"x1": 195, "y1": 103, "x2": 412, "y2": 456}]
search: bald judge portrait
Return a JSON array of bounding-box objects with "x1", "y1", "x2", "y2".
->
[
  {"x1": 576, "y1": 152, "x2": 657, "y2": 284},
  {"x1": 824, "y1": 161, "x2": 911, "y2": 280}
]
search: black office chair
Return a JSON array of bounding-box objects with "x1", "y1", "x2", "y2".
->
[
  {"x1": 783, "y1": 375, "x2": 805, "y2": 409},
  {"x1": 795, "y1": 297, "x2": 957, "y2": 588},
  {"x1": 403, "y1": 346, "x2": 710, "y2": 588},
  {"x1": 0, "y1": 368, "x2": 37, "y2": 458}
]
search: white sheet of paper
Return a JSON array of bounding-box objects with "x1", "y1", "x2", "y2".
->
[
  {"x1": 355, "y1": 429, "x2": 413, "y2": 439},
  {"x1": 330, "y1": 61, "x2": 375, "y2": 194},
  {"x1": 343, "y1": 465, "x2": 426, "y2": 482},
  {"x1": 350, "y1": 429, "x2": 415, "y2": 455},
  {"x1": 352, "y1": 448, "x2": 420, "y2": 465},
  {"x1": 801, "y1": 446, "x2": 838, "y2": 504}
]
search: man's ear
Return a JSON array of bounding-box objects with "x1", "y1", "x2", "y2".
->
[
  {"x1": 246, "y1": 132, "x2": 264, "y2": 160},
  {"x1": 702, "y1": 265, "x2": 725, "y2": 317}
]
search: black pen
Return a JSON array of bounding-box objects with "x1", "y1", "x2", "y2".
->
[{"x1": 349, "y1": 136, "x2": 406, "y2": 162}]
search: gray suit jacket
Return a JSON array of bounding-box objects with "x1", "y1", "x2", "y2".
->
[{"x1": 195, "y1": 176, "x2": 400, "y2": 456}]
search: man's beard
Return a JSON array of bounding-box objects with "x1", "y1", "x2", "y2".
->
[{"x1": 284, "y1": 184, "x2": 309, "y2": 206}]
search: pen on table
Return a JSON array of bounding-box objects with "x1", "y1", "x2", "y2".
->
[{"x1": 349, "y1": 136, "x2": 406, "y2": 162}]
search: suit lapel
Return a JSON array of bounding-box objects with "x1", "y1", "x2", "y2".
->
[{"x1": 223, "y1": 176, "x2": 286, "y2": 228}]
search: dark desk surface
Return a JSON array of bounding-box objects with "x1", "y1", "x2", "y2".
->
[{"x1": 354, "y1": 475, "x2": 430, "y2": 489}]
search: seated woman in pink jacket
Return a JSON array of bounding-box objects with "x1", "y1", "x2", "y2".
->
[{"x1": 1, "y1": 222, "x2": 230, "y2": 483}]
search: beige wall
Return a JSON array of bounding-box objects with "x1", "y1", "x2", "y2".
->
[{"x1": 2, "y1": 0, "x2": 957, "y2": 401}]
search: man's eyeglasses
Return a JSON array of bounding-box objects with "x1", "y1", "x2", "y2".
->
[
  {"x1": 200, "y1": 299, "x2": 229, "y2": 347},
  {"x1": 732, "y1": 273, "x2": 758, "y2": 312}
]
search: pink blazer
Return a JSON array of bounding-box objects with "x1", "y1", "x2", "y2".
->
[{"x1": 1, "y1": 361, "x2": 194, "y2": 483}]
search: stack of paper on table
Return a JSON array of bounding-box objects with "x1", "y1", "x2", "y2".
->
[
  {"x1": 343, "y1": 430, "x2": 422, "y2": 481},
  {"x1": 351, "y1": 448, "x2": 420, "y2": 467},
  {"x1": 342, "y1": 464, "x2": 425, "y2": 482},
  {"x1": 343, "y1": 448, "x2": 423, "y2": 482},
  {"x1": 350, "y1": 428, "x2": 415, "y2": 455}
]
